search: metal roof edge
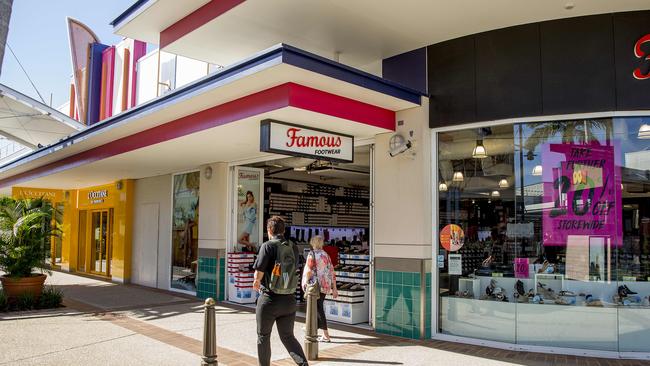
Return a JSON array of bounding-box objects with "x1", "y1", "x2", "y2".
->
[
  {"x1": 281, "y1": 44, "x2": 424, "y2": 104},
  {"x1": 110, "y1": 0, "x2": 151, "y2": 27}
]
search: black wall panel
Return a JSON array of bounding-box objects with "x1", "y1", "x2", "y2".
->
[
  {"x1": 540, "y1": 14, "x2": 615, "y2": 115},
  {"x1": 427, "y1": 10, "x2": 650, "y2": 128},
  {"x1": 614, "y1": 10, "x2": 650, "y2": 110},
  {"x1": 382, "y1": 47, "x2": 427, "y2": 94},
  {"x1": 475, "y1": 24, "x2": 542, "y2": 121},
  {"x1": 428, "y1": 36, "x2": 476, "y2": 127}
]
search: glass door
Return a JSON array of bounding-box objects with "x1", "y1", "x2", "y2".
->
[{"x1": 90, "y1": 209, "x2": 112, "y2": 276}]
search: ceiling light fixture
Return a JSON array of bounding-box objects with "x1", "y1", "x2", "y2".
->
[
  {"x1": 638, "y1": 123, "x2": 650, "y2": 139},
  {"x1": 452, "y1": 171, "x2": 464, "y2": 182},
  {"x1": 498, "y1": 179, "x2": 509, "y2": 188},
  {"x1": 532, "y1": 165, "x2": 543, "y2": 176},
  {"x1": 491, "y1": 190, "x2": 500, "y2": 197},
  {"x1": 439, "y1": 182, "x2": 448, "y2": 192},
  {"x1": 472, "y1": 140, "x2": 488, "y2": 159},
  {"x1": 294, "y1": 166, "x2": 308, "y2": 172}
]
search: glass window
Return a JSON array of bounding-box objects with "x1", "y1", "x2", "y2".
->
[
  {"x1": 437, "y1": 117, "x2": 650, "y2": 353},
  {"x1": 171, "y1": 171, "x2": 200, "y2": 292}
]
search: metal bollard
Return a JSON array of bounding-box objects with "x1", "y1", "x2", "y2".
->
[
  {"x1": 201, "y1": 298, "x2": 218, "y2": 366},
  {"x1": 304, "y1": 287, "x2": 319, "y2": 360}
]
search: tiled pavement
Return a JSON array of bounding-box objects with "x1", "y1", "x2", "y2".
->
[{"x1": 3, "y1": 271, "x2": 650, "y2": 366}]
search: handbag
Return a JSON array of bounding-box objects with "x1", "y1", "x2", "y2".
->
[{"x1": 304, "y1": 250, "x2": 321, "y2": 298}]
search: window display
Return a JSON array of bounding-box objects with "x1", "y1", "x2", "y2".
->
[
  {"x1": 437, "y1": 117, "x2": 650, "y2": 352},
  {"x1": 171, "y1": 171, "x2": 200, "y2": 292}
]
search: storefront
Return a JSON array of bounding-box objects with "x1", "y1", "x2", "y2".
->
[
  {"x1": 11, "y1": 187, "x2": 72, "y2": 268},
  {"x1": 12, "y1": 181, "x2": 133, "y2": 282},
  {"x1": 423, "y1": 10, "x2": 650, "y2": 357},
  {"x1": 223, "y1": 121, "x2": 375, "y2": 326}
]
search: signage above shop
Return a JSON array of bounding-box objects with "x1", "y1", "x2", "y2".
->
[
  {"x1": 633, "y1": 33, "x2": 650, "y2": 80},
  {"x1": 260, "y1": 120, "x2": 354, "y2": 163},
  {"x1": 87, "y1": 189, "x2": 108, "y2": 204}
]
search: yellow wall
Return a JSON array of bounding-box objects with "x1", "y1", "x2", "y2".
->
[{"x1": 12, "y1": 180, "x2": 134, "y2": 282}]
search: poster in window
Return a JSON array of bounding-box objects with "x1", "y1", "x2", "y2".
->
[
  {"x1": 236, "y1": 168, "x2": 262, "y2": 252},
  {"x1": 541, "y1": 143, "x2": 622, "y2": 247}
]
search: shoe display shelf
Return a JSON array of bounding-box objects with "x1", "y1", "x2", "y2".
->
[
  {"x1": 325, "y1": 252, "x2": 370, "y2": 324},
  {"x1": 227, "y1": 252, "x2": 258, "y2": 304},
  {"x1": 324, "y1": 288, "x2": 369, "y2": 324}
]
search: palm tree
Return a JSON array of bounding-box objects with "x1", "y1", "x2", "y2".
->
[
  {"x1": 523, "y1": 119, "x2": 613, "y2": 153},
  {"x1": 0, "y1": 197, "x2": 60, "y2": 278}
]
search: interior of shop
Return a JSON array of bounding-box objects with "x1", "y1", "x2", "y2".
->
[
  {"x1": 436, "y1": 118, "x2": 650, "y2": 351},
  {"x1": 227, "y1": 145, "x2": 373, "y2": 327}
]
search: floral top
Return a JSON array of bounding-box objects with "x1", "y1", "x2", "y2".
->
[{"x1": 302, "y1": 249, "x2": 337, "y2": 294}]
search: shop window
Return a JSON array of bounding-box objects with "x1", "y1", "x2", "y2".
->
[
  {"x1": 437, "y1": 117, "x2": 650, "y2": 353},
  {"x1": 171, "y1": 171, "x2": 200, "y2": 292}
]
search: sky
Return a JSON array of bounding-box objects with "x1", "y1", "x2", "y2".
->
[{"x1": 0, "y1": 0, "x2": 135, "y2": 108}]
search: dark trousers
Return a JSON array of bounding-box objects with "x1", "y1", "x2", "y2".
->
[
  {"x1": 317, "y1": 292, "x2": 328, "y2": 330},
  {"x1": 256, "y1": 293, "x2": 308, "y2": 366}
]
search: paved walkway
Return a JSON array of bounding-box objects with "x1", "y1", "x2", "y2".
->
[{"x1": 1, "y1": 271, "x2": 649, "y2": 366}]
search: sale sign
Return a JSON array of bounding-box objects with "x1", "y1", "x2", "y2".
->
[{"x1": 541, "y1": 142, "x2": 622, "y2": 246}]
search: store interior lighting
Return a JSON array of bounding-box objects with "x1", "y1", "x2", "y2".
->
[
  {"x1": 491, "y1": 190, "x2": 500, "y2": 197},
  {"x1": 452, "y1": 171, "x2": 464, "y2": 182},
  {"x1": 639, "y1": 123, "x2": 650, "y2": 139},
  {"x1": 472, "y1": 140, "x2": 488, "y2": 158},
  {"x1": 439, "y1": 182, "x2": 448, "y2": 191},
  {"x1": 498, "y1": 178, "x2": 509, "y2": 188},
  {"x1": 532, "y1": 165, "x2": 543, "y2": 176}
]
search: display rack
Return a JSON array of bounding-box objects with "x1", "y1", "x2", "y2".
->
[
  {"x1": 326, "y1": 252, "x2": 370, "y2": 324},
  {"x1": 227, "y1": 252, "x2": 257, "y2": 304}
]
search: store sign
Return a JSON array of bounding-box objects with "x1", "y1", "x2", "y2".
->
[
  {"x1": 87, "y1": 189, "x2": 108, "y2": 204},
  {"x1": 633, "y1": 33, "x2": 650, "y2": 80},
  {"x1": 542, "y1": 143, "x2": 622, "y2": 246},
  {"x1": 260, "y1": 120, "x2": 353, "y2": 163}
]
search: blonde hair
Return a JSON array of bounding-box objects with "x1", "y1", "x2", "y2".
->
[{"x1": 310, "y1": 235, "x2": 324, "y2": 249}]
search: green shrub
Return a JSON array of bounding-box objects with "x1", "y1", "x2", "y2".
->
[
  {"x1": 15, "y1": 291, "x2": 35, "y2": 311},
  {"x1": 0, "y1": 290, "x2": 7, "y2": 311},
  {"x1": 38, "y1": 286, "x2": 63, "y2": 309}
]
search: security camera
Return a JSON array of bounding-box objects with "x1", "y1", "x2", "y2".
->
[{"x1": 388, "y1": 140, "x2": 413, "y2": 157}]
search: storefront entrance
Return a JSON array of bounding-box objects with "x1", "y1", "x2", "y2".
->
[
  {"x1": 89, "y1": 209, "x2": 113, "y2": 276},
  {"x1": 226, "y1": 143, "x2": 375, "y2": 328}
]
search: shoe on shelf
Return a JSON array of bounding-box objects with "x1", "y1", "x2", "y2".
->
[
  {"x1": 515, "y1": 280, "x2": 525, "y2": 296},
  {"x1": 623, "y1": 285, "x2": 637, "y2": 295},
  {"x1": 618, "y1": 285, "x2": 628, "y2": 298}
]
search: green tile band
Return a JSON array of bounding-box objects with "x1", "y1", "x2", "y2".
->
[{"x1": 375, "y1": 270, "x2": 422, "y2": 339}]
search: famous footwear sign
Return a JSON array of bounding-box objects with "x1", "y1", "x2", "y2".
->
[{"x1": 260, "y1": 119, "x2": 354, "y2": 163}]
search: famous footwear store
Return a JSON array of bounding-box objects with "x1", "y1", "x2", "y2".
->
[
  {"x1": 0, "y1": 45, "x2": 432, "y2": 334},
  {"x1": 409, "y1": 10, "x2": 650, "y2": 358}
]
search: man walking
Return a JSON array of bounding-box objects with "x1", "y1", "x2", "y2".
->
[{"x1": 252, "y1": 216, "x2": 308, "y2": 366}]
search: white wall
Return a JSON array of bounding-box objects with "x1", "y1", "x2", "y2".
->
[
  {"x1": 198, "y1": 163, "x2": 229, "y2": 250},
  {"x1": 136, "y1": 51, "x2": 159, "y2": 105},
  {"x1": 373, "y1": 98, "x2": 432, "y2": 259},
  {"x1": 132, "y1": 174, "x2": 172, "y2": 289}
]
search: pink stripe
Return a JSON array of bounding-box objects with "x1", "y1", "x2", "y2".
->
[
  {"x1": 0, "y1": 83, "x2": 394, "y2": 188},
  {"x1": 130, "y1": 41, "x2": 147, "y2": 108},
  {"x1": 160, "y1": 0, "x2": 245, "y2": 49}
]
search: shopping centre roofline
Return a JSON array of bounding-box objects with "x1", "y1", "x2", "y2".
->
[{"x1": 0, "y1": 43, "x2": 421, "y2": 179}]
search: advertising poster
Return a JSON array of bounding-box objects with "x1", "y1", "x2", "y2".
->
[
  {"x1": 440, "y1": 224, "x2": 465, "y2": 252},
  {"x1": 541, "y1": 143, "x2": 622, "y2": 247},
  {"x1": 236, "y1": 168, "x2": 263, "y2": 251}
]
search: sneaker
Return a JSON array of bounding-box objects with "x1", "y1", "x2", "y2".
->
[
  {"x1": 318, "y1": 336, "x2": 331, "y2": 343},
  {"x1": 624, "y1": 285, "x2": 637, "y2": 295}
]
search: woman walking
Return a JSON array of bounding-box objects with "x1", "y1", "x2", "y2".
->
[{"x1": 302, "y1": 236, "x2": 338, "y2": 342}]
